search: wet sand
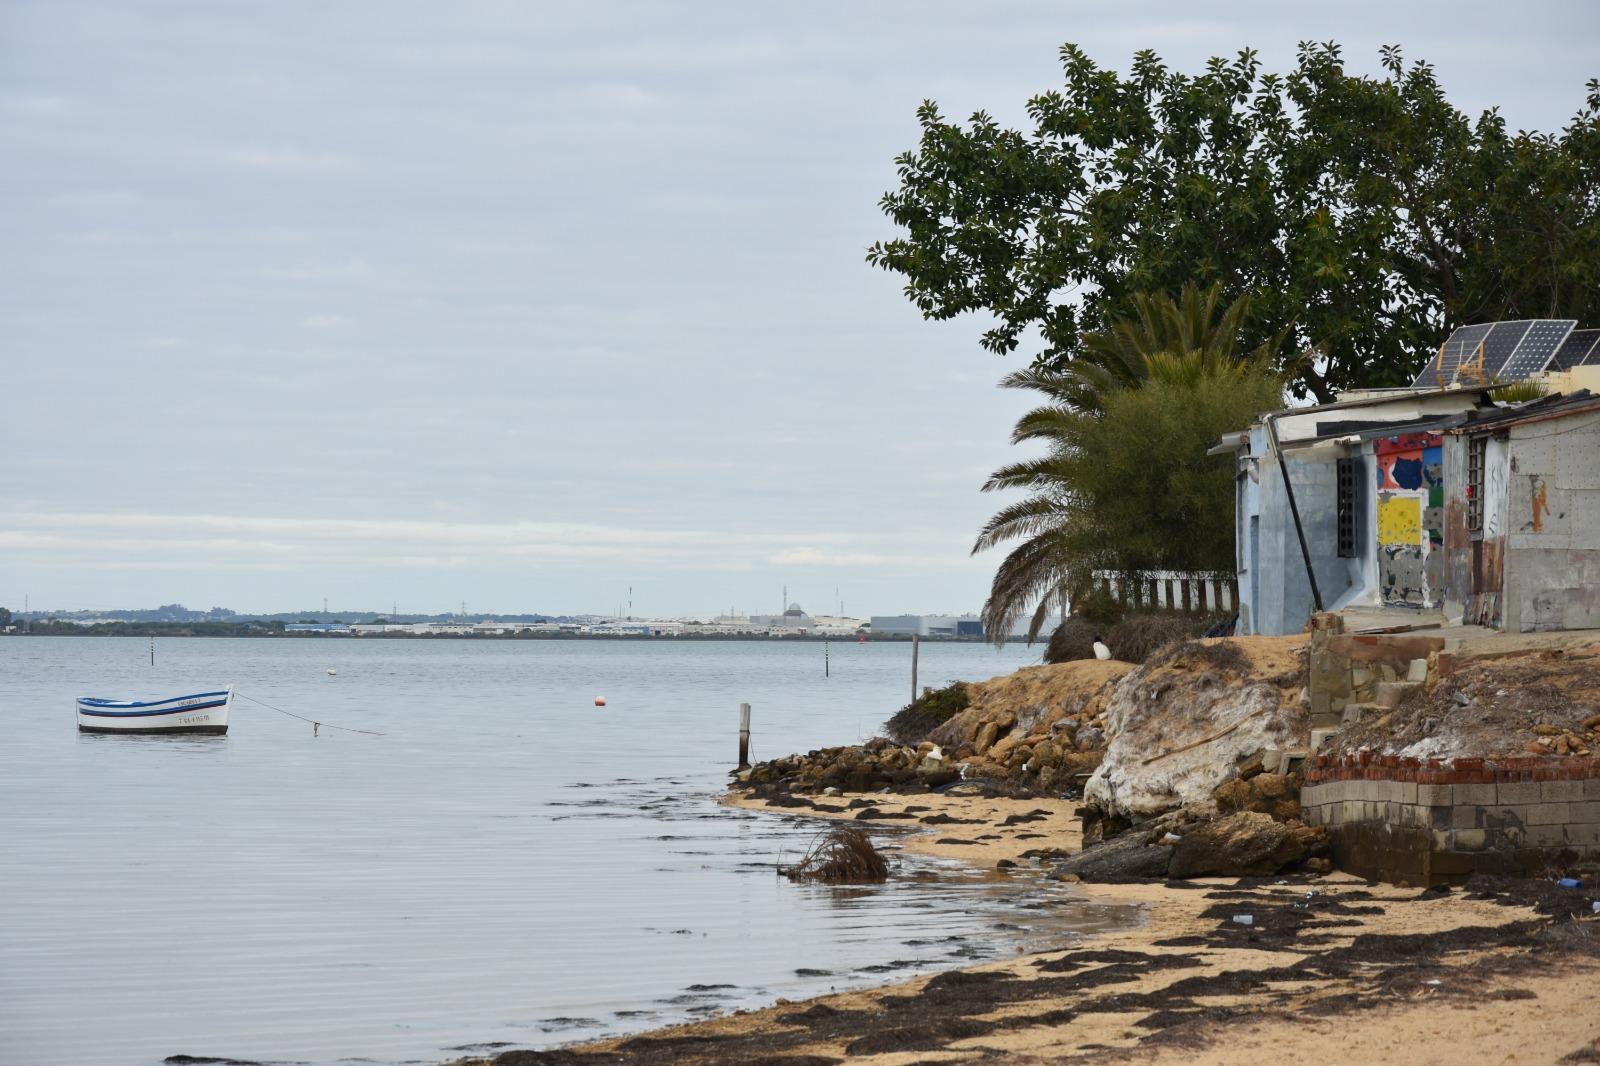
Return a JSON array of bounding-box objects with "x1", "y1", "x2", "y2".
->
[{"x1": 454, "y1": 791, "x2": 1600, "y2": 1065}]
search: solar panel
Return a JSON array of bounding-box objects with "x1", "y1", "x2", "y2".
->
[
  {"x1": 1556, "y1": 328, "x2": 1600, "y2": 368},
  {"x1": 1466, "y1": 320, "x2": 1534, "y2": 382},
  {"x1": 1414, "y1": 322, "x2": 1492, "y2": 388},
  {"x1": 1497, "y1": 319, "x2": 1576, "y2": 381}
]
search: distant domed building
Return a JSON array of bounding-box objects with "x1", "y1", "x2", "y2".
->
[{"x1": 750, "y1": 603, "x2": 816, "y2": 630}]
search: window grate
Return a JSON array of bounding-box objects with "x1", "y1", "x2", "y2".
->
[
  {"x1": 1336, "y1": 457, "x2": 1358, "y2": 558},
  {"x1": 1467, "y1": 437, "x2": 1487, "y2": 538}
]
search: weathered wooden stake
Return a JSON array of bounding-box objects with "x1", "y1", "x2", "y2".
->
[
  {"x1": 911, "y1": 634, "x2": 920, "y2": 704},
  {"x1": 738, "y1": 702, "x2": 752, "y2": 769}
]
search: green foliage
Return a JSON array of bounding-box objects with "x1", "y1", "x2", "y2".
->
[
  {"x1": 976, "y1": 343, "x2": 1284, "y2": 643},
  {"x1": 0, "y1": 607, "x2": 11, "y2": 627},
  {"x1": 868, "y1": 43, "x2": 1600, "y2": 402},
  {"x1": 1486, "y1": 379, "x2": 1550, "y2": 404},
  {"x1": 1001, "y1": 283, "x2": 1291, "y2": 426},
  {"x1": 884, "y1": 681, "x2": 971, "y2": 745}
]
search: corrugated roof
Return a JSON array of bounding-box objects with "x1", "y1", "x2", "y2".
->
[{"x1": 1450, "y1": 389, "x2": 1600, "y2": 433}]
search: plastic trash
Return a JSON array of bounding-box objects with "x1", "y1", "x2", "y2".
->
[
  {"x1": 1232, "y1": 915, "x2": 1254, "y2": 926},
  {"x1": 1592, "y1": 901, "x2": 1600, "y2": 914},
  {"x1": 1557, "y1": 877, "x2": 1581, "y2": 889}
]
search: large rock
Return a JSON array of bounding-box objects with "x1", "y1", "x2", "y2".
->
[
  {"x1": 973, "y1": 721, "x2": 1001, "y2": 755},
  {"x1": 1084, "y1": 638, "x2": 1308, "y2": 821},
  {"x1": 1050, "y1": 830, "x2": 1174, "y2": 883},
  {"x1": 1167, "y1": 811, "x2": 1321, "y2": 878}
]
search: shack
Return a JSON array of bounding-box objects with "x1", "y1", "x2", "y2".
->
[
  {"x1": 1209, "y1": 387, "x2": 1491, "y2": 635},
  {"x1": 1440, "y1": 390, "x2": 1600, "y2": 631},
  {"x1": 1216, "y1": 318, "x2": 1600, "y2": 636}
]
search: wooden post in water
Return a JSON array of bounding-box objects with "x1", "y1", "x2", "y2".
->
[
  {"x1": 824, "y1": 641, "x2": 830, "y2": 678},
  {"x1": 911, "y1": 634, "x2": 920, "y2": 704},
  {"x1": 738, "y1": 702, "x2": 752, "y2": 769},
  {"x1": 149, "y1": 635, "x2": 154, "y2": 666}
]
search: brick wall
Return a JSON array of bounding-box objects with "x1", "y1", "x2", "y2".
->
[{"x1": 1302, "y1": 753, "x2": 1600, "y2": 884}]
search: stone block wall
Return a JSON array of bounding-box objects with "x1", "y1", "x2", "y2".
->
[
  {"x1": 1306, "y1": 614, "x2": 1444, "y2": 732},
  {"x1": 1302, "y1": 753, "x2": 1600, "y2": 884}
]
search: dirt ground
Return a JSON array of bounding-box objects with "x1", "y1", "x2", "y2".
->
[
  {"x1": 1337, "y1": 644, "x2": 1600, "y2": 759},
  {"x1": 453, "y1": 791, "x2": 1600, "y2": 1066}
]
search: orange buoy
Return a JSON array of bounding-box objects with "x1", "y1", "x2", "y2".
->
[{"x1": 594, "y1": 696, "x2": 607, "y2": 707}]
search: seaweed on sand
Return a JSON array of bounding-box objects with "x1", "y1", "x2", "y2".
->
[{"x1": 783, "y1": 826, "x2": 889, "y2": 884}]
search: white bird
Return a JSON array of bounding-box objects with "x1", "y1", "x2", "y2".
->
[
  {"x1": 326, "y1": 668, "x2": 338, "y2": 676},
  {"x1": 1092, "y1": 635, "x2": 1113, "y2": 661}
]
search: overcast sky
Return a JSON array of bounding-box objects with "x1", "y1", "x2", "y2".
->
[{"x1": 3, "y1": 1, "x2": 1596, "y2": 617}]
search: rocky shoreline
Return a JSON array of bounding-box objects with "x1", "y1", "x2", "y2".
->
[{"x1": 448, "y1": 637, "x2": 1600, "y2": 1065}]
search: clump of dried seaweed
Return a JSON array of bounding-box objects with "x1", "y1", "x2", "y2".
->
[{"x1": 783, "y1": 825, "x2": 889, "y2": 884}]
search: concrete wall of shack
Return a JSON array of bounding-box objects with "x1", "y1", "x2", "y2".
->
[
  {"x1": 1443, "y1": 410, "x2": 1600, "y2": 633},
  {"x1": 1502, "y1": 411, "x2": 1600, "y2": 632},
  {"x1": 1302, "y1": 755, "x2": 1600, "y2": 885},
  {"x1": 1243, "y1": 443, "x2": 1366, "y2": 636}
]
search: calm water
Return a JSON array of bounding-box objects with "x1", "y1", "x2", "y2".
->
[{"x1": 0, "y1": 636, "x2": 1135, "y2": 1066}]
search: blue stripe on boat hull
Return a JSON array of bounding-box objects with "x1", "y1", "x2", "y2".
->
[
  {"x1": 77, "y1": 699, "x2": 228, "y2": 718},
  {"x1": 77, "y1": 691, "x2": 229, "y2": 710}
]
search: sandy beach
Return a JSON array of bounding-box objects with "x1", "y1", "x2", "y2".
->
[{"x1": 459, "y1": 790, "x2": 1600, "y2": 1066}]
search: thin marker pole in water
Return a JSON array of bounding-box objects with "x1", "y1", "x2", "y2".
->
[
  {"x1": 911, "y1": 634, "x2": 919, "y2": 704},
  {"x1": 149, "y1": 635, "x2": 154, "y2": 666},
  {"x1": 824, "y1": 641, "x2": 829, "y2": 678},
  {"x1": 738, "y1": 703, "x2": 752, "y2": 769}
]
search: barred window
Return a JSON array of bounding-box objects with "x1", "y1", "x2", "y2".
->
[
  {"x1": 1467, "y1": 437, "x2": 1487, "y2": 538},
  {"x1": 1336, "y1": 458, "x2": 1359, "y2": 558}
]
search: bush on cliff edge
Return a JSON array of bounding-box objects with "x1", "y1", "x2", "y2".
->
[
  {"x1": 1047, "y1": 613, "x2": 1221, "y2": 665},
  {"x1": 884, "y1": 682, "x2": 970, "y2": 745}
]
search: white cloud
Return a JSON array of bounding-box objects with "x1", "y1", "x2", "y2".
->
[{"x1": 221, "y1": 145, "x2": 360, "y2": 176}]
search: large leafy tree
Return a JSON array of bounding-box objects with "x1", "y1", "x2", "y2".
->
[{"x1": 868, "y1": 43, "x2": 1600, "y2": 402}]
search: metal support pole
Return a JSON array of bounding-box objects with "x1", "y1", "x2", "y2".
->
[
  {"x1": 738, "y1": 703, "x2": 751, "y2": 769},
  {"x1": 911, "y1": 634, "x2": 920, "y2": 704}
]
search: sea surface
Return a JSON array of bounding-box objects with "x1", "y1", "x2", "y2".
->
[{"x1": 0, "y1": 636, "x2": 1137, "y2": 1066}]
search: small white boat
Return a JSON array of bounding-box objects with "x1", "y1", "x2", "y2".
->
[{"x1": 76, "y1": 687, "x2": 232, "y2": 735}]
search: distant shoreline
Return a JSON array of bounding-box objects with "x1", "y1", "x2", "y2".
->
[{"x1": 1, "y1": 625, "x2": 1017, "y2": 643}]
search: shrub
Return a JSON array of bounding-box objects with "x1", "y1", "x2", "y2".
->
[
  {"x1": 1045, "y1": 613, "x2": 1225, "y2": 665},
  {"x1": 883, "y1": 681, "x2": 970, "y2": 745}
]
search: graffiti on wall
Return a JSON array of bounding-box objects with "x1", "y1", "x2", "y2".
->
[{"x1": 1375, "y1": 433, "x2": 1443, "y2": 607}]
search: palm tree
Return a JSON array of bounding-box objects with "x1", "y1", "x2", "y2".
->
[
  {"x1": 974, "y1": 283, "x2": 1292, "y2": 644},
  {"x1": 997, "y1": 283, "x2": 1287, "y2": 418}
]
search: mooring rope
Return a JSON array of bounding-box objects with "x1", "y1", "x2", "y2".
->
[{"x1": 235, "y1": 691, "x2": 386, "y2": 737}]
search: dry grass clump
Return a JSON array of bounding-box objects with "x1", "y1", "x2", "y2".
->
[
  {"x1": 1047, "y1": 614, "x2": 1223, "y2": 665},
  {"x1": 1144, "y1": 638, "x2": 1250, "y2": 674},
  {"x1": 783, "y1": 826, "x2": 889, "y2": 884}
]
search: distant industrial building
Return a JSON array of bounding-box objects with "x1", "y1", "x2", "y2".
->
[{"x1": 868, "y1": 614, "x2": 984, "y2": 638}]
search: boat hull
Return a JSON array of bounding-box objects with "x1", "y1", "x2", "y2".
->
[{"x1": 77, "y1": 689, "x2": 231, "y2": 735}]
